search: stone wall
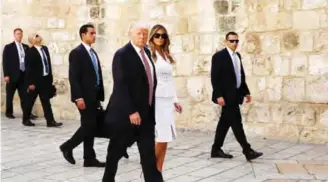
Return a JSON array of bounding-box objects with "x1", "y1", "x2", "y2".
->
[{"x1": 1, "y1": 0, "x2": 327, "y2": 144}]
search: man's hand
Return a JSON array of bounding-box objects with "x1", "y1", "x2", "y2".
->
[
  {"x1": 76, "y1": 99, "x2": 86, "y2": 110},
  {"x1": 28, "y1": 84, "x2": 35, "y2": 91},
  {"x1": 217, "y1": 97, "x2": 225, "y2": 106},
  {"x1": 4, "y1": 76, "x2": 9, "y2": 83},
  {"x1": 129, "y1": 112, "x2": 141, "y2": 125},
  {"x1": 245, "y1": 95, "x2": 252, "y2": 103},
  {"x1": 174, "y1": 103, "x2": 183, "y2": 113}
]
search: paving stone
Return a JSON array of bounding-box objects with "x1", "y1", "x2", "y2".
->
[
  {"x1": 1, "y1": 116, "x2": 328, "y2": 182},
  {"x1": 276, "y1": 163, "x2": 308, "y2": 174}
]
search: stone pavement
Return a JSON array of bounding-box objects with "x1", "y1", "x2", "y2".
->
[{"x1": 1, "y1": 116, "x2": 328, "y2": 182}]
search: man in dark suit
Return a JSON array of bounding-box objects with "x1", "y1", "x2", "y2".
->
[
  {"x1": 102, "y1": 23, "x2": 163, "y2": 182},
  {"x1": 210, "y1": 31, "x2": 263, "y2": 161},
  {"x1": 23, "y1": 33, "x2": 62, "y2": 127},
  {"x1": 59, "y1": 24, "x2": 106, "y2": 167},
  {"x1": 2, "y1": 28, "x2": 37, "y2": 119}
]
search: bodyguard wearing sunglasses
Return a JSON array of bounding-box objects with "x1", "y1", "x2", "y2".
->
[{"x1": 210, "y1": 31, "x2": 263, "y2": 161}]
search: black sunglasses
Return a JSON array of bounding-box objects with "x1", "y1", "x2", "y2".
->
[
  {"x1": 154, "y1": 33, "x2": 168, "y2": 39},
  {"x1": 228, "y1": 39, "x2": 239, "y2": 43}
]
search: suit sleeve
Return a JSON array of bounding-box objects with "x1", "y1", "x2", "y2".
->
[
  {"x1": 238, "y1": 53, "x2": 250, "y2": 96},
  {"x1": 112, "y1": 51, "x2": 137, "y2": 115},
  {"x1": 211, "y1": 53, "x2": 223, "y2": 102},
  {"x1": 25, "y1": 49, "x2": 36, "y2": 86},
  {"x1": 2, "y1": 45, "x2": 9, "y2": 77},
  {"x1": 68, "y1": 50, "x2": 83, "y2": 102}
]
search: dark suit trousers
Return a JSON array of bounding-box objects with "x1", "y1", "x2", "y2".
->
[
  {"x1": 102, "y1": 119, "x2": 163, "y2": 182},
  {"x1": 23, "y1": 76, "x2": 54, "y2": 123},
  {"x1": 213, "y1": 92, "x2": 251, "y2": 152},
  {"x1": 61, "y1": 100, "x2": 100, "y2": 160},
  {"x1": 5, "y1": 71, "x2": 28, "y2": 114}
]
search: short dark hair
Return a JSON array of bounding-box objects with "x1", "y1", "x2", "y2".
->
[
  {"x1": 14, "y1": 28, "x2": 23, "y2": 33},
  {"x1": 79, "y1": 24, "x2": 95, "y2": 40},
  {"x1": 225, "y1": 31, "x2": 238, "y2": 40}
]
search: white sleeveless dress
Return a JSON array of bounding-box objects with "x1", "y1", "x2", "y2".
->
[{"x1": 154, "y1": 51, "x2": 178, "y2": 143}]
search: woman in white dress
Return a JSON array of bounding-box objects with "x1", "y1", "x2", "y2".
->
[{"x1": 148, "y1": 24, "x2": 183, "y2": 173}]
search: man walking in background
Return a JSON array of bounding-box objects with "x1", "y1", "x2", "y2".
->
[
  {"x1": 2, "y1": 28, "x2": 37, "y2": 119},
  {"x1": 210, "y1": 31, "x2": 263, "y2": 161},
  {"x1": 59, "y1": 24, "x2": 105, "y2": 167}
]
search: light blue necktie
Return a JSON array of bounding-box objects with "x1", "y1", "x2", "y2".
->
[
  {"x1": 41, "y1": 48, "x2": 49, "y2": 74},
  {"x1": 19, "y1": 43, "x2": 25, "y2": 71},
  {"x1": 90, "y1": 48, "x2": 100, "y2": 86},
  {"x1": 232, "y1": 52, "x2": 241, "y2": 88}
]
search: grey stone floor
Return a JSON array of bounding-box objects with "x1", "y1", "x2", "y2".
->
[{"x1": 1, "y1": 115, "x2": 328, "y2": 182}]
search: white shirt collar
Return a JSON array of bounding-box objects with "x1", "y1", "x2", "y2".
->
[
  {"x1": 131, "y1": 41, "x2": 143, "y2": 53},
  {"x1": 226, "y1": 47, "x2": 236, "y2": 55},
  {"x1": 14, "y1": 41, "x2": 22, "y2": 45},
  {"x1": 34, "y1": 45, "x2": 42, "y2": 49},
  {"x1": 82, "y1": 42, "x2": 92, "y2": 52}
]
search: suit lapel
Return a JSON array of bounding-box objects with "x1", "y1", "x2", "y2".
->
[
  {"x1": 127, "y1": 43, "x2": 148, "y2": 81},
  {"x1": 224, "y1": 48, "x2": 237, "y2": 81}
]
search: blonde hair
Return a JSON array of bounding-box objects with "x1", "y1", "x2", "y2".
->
[
  {"x1": 28, "y1": 33, "x2": 42, "y2": 45},
  {"x1": 148, "y1": 24, "x2": 175, "y2": 64}
]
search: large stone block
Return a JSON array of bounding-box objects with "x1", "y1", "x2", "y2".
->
[
  {"x1": 243, "y1": 33, "x2": 261, "y2": 54},
  {"x1": 51, "y1": 54, "x2": 64, "y2": 66},
  {"x1": 319, "y1": 108, "x2": 328, "y2": 127},
  {"x1": 299, "y1": 31, "x2": 314, "y2": 52},
  {"x1": 300, "y1": 127, "x2": 328, "y2": 144},
  {"x1": 199, "y1": 34, "x2": 214, "y2": 54},
  {"x1": 104, "y1": 5, "x2": 121, "y2": 20},
  {"x1": 282, "y1": 0, "x2": 301, "y2": 11},
  {"x1": 302, "y1": 0, "x2": 327, "y2": 10},
  {"x1": 248, "y1": 12, "x2": 292, "y2": 32},
  {"x1": 213, "y1": 0, "x2": 229, "y2": 15},
  {"x1": 186, "y1": 76, "x2": 205, "y2": 102},
  {"x1": 308, "y1": 53, "x2": 328, "y2": 75},
  {"x1": 47, "y1": 18, "x2": 66, "y2": 29},
  {"x1": 170, "y1": 35, "x2": 183, "y2": 54},
  {"x1": 260, "y1": 34, "x2": 281, "y2": 54},
  {"x1": 247, "y1": 103, "x2": 271, "y2": 123},
  {"x1": 282, "y1": 31, "x2": 299, "y2": 51},
  {"x1": 266, "y1": 76, "x2": 283, "y2": 101},
  {"x1": 218, "y1": 16, "x2": 236, "y2": 32},
  {"x1": 181, "y1": 34, "x2": 195, "y2": 52},
  {"x1": 252, "y1": 55, "x2": 273, "y2": 76},
  {"x1": 291, "y1": 55, "x2": 307, "y2": 76},
  {"x1": 265, "y1": 124, "x2": 300, "y2": 142},
  {"x1": 293, "y1": 11, "x2": 320, "y2": 30},
  {"x1": 193, "y1": 55, "x2": 211, "y2": 74},
  {"x1": 175, "y1": 53, "x2": 194, "y2": 76},
  {"x1": 282, "y1": 78, "x2": 305, "y2": 102},
  {"x1": 246, "y1": 76, "x2": 266, "y2": 101},
  {"x1": 283, "y1": 104, "x2": 316, "y2": 126},
  {"x1": 258, "y1": 0, "x2": 280, "y2": 12},
  {"x1": 188, "y1": 16, "x2": 217, "y2": 33},
  {"x1": 89, "y1": 7, "x2": 100, "y2": 19},
  {"x1": 175, "y1": 77, "x2": 188, "y2": 98},
  {"x1": 314, "y1": 29, "x2": 328, "y2": 52},
  {"x1": 271, "y1": 104, "x2": 283, "y2": 123},
  {"x1": 305, "y1": 76, "x2": 328, "y2": 103},
  {"x1": 191, "y1": 103, "x2": 220, "y2": 124},
  {"x1": 51, "y1": 31, "x2": 76, "y2": 41}
]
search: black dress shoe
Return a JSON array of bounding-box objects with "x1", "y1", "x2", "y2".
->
[
  {"x1": 47, "y1": 121, "x2": 63, "y2": 127},
  {"x1": 211, "y1": 148, "x2": 233, "y2": 158},
  {"x1": 244, "y1": 149, "x2": 263, "y2": 161},
  {"x1": 59, "y1": 145, "x2": 75, "y2": 164},
  {"x1": 6, "y1": 114, "x2": 15, "y2": 119},
  {"x1": 123, "y1": 151, "x2": 129, "y2": 159},
  {"x1": 29, "y1": 114, "x2": 37, "y2": 120},
  {"x1": 84, "y1": 159, "x2": 105, "y2": 167},
  {"x1": 22, "y1": 120, "x2": 35, "y2": 126}
]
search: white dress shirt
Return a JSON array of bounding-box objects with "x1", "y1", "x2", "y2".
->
[
  {"x1": 226, "y1": 47, "x2": 241, "y2": 78},
  {"x1": 34, "y1": 45, "x2": 49, "y2": 76},
  {"x1": 15, "y1": 41, "x2": 25, "y2": 68},
  {"x1": 82, "y1": 42, "x2": 98, "y2": 67},
  {"x1": 131, "y1": 41, "x2": 154, "y2": 83},
  {"x1": 154, "y1": 51, "x2": 178, "y2": 103}
]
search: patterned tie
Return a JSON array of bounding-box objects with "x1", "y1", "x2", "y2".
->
[
  {"x1": 90, "y1": 48, "x2": 100, "y2": 86},
  {"x1": 40, "y1": 47, "x2": 49, "y2": 74},
  {"x1": 232, "y1": 52, "x2": 241, "y2": 88},
  {"x1": 19, "y1": 43, "x2": 25, "y2": 71},
  {"x1": 140, "y1": 49, "x2": 153, "y2": 105}
]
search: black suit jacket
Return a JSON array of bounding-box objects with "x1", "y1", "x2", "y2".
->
[
  {"x1": 25, "y1": 46, "x2": 54, "y2": 94},
  {"x1": 211, "y1": 48, "x2": 250, "y2": 105},
  {"x1": 68, "y1": 44, "x2": 104, "y2": 104},
  {"x1": 105, "y1": 42, "x2": 157, "y2": 129},
  {"x1": 2, "y1": 41, "x2": 29, "y2": 82}
]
